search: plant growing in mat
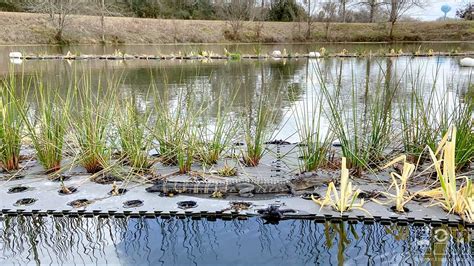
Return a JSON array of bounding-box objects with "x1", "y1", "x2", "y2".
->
[
  {"x1": 450, "y1": 92, "x2": 473, "y2": 169},
  {"x1": 216, "y1": 161, "x2": 237, "y2": 177},
  {"x1": 372, "y1": 155, "x2": 415, "y2": 213},
  {"x1": 69, "y1": 74, "x2": 116, "y2": 173},
  {"x1": 294, "y1": 93, "x2": 333, "y2": 172},
  {"x1": 398, "y1": 66, "x2": 445, "y2": 160},
  {"x1": 241, "y1": 87, "x2": 280, "y2": 167},
  {"x1": 0, "y1": 72, "x2": 27, "y2": 171},
  {"x1": 19, "y1": 80, "x2": 71, "y2": 173},
  {"x1": 312, "y1": 157, "x2": 366, "y2": 214},
  {"x1": 196, "y1": 91, "x2": 239, "y2": 165},
  {"x1": 420, "y1": 127, "x2": 473, "y2": 222},
  {"x1": 317, "y1": 62, "x2": 396, "y2": 173},
  {"x1": 116, "y1": 96, "x2": 153, "y2": 172},
  {"x1": 152, "y1": 89, "x2": 203, "y2": 174}
]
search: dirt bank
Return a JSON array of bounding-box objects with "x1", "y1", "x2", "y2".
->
[{"x1": 0, "y1": 12, "x2": 473, "y2": 45}]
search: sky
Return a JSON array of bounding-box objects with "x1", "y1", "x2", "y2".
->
[{"x1": 402, "y1": 0, "x2": 470, "y2": 21}]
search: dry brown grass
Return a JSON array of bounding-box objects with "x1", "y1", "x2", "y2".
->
[{"x1": 0, "y1": 12, "x2": 472, "y2": 44}]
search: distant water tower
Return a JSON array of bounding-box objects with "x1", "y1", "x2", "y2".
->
[{"x1": 441, "y1": 4, "x2": 452, "y2": 20}]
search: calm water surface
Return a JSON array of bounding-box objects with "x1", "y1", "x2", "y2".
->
[
  {"x1": 0, "y1": 216, "x2": 472, "y2": 265},
  {"x1": 1, "y1": 43, "x2": 472, "y2": 142}
]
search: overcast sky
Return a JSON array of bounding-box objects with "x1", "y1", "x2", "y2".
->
[{"x1": 406, "y1": 0, "x2": 471, "y2": 20}]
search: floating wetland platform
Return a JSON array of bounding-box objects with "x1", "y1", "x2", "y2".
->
[
  {"x1": 11, "y1": 51, "x2": 474, "y2": 61},
  {"x1": 1, "y1": 143, "x2": 472, "y2": 227}
]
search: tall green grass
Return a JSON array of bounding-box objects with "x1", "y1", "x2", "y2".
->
[
  {"x1": 152, "y1": 89, "x2": 203, "y2": 174},
  {"x1": 0, "y1": 72, "x2": 27, "y2": 171},
  {"x1": 398, "y1": 66, "x2": 473, "y2": 169},
  {"x1": 196, "y1": 90, "x2": 239, "y2": 165},
  {"x1": 317, "y1": 61, "x2": 396, "y2": 173},
  {"x1": 398, "y1": 66, "x2": 443, "y2": 159},
  {"x1": 449, "y1": 81, "x2": 473, "y2": 169},
  {"x1": 69, "y1": 73, "x2": 116, "y2": 173},
  {"x1": 242, "y1": 85, "x2": 281, "y2": 167},
  {"x1": 294, "y1": 92, "x2": 333, "y2": 172},
  {"x1": 116, "y1": 95, "x2": 153, "y2": 172},
  {"x1": 19, "y1": 77, "x2": 72, "y2": 173}
]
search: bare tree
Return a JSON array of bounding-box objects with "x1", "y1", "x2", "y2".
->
[
  {"x1": 319, "y1": 1, "x2": 338, "y2": 40},
  {"x1": 384, "y1": 0, "x2": 425, "y2": 40},
  {"x1": 358, "y1": 0, "x2": 384, "y2": 22},
  {"x1": 217, "y1": 0, "x2": 256, "y2": 40},
  {"x1": 26, "y1": 0, "x2": 82, "y2": 42},
  {"x1": 92, "y1": 0, "x2": 122, "y2": 43},
  {"x1": 303, "y1": 0, "x2": 317, "y2": 39},
  {"x1": 339, "y1": 0, "x2": 352, "y2": 22}
]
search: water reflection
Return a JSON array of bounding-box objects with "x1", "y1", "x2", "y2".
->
[
  {"x1": 0, "y1": 216, "x2": 472, "y2": 265},
  {"x1": 1, "y1": 51, "x2": 472, "y2": 144}
]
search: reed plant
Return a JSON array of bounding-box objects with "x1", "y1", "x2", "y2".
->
[
  {"x1": 294, "y1": 93, "x2": 333, "y2": 172},
  {"x1": 450, "y1": 88, "x2": 473, "y2": 169},
  {"x1": 312, "y1": 157, "x2": 366, "y2": 214},
  {"x1": 317, "y1": 62, "x2": 396, "y2": 173},
  {"x1": 196, "y1": 91, "x2": 239, "y2": 165},
  {"x1": 153, "y1": 89, "x2": 203, "y2": 174},
  {"x1": 398, "y1": 67, "x2": 443, "y2": 160},
  {"x1": 116, "y1": 96, "x2": 153, "y2": 172},
  {"x1": 242, "y1": 88, "x2": 280, "y2": 167},
  {"x1": 0, "y1": 72, "x2": 27, "y2": 171},
  {"x1": 19, "y1": 78, "x2": 71, "y2": 173},
  {"x1": 69, "y1": 73, "x2": 116, "y2": 173}
]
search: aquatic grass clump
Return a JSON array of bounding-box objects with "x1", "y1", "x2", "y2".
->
[
  {"x1": 317, "y1": 62, "x2": 396, "y2": 173},
  {"x1": 294, "y1": 93, "x2": 333, "y2": 172},
  {"x1": 451, "y1": 91, "x2": 474, "y2": 169},
  {"x1": 19, "y1": 79, "x2": 71, "y2": 173},
  {"x1": 0, "y1": 73, "x2": 27, "y2": 171},
  {"x1": 312, "y1": 157, "x2": 366, "y2": 214},
  {"x1": 398, "y1": 67, "x2": 443, "y2": 160},
  {"x1": 153, "y1": 89, "x2": 203, "y2": 174},
  {"x1": 116, "y1": 97, "x2": 153, "y2": 172},
  {"x1": 421, "y1": 127, "x2": 473, "y2": 222},
  {"x1": 197, "y1": 91, "x2": 239, "y2": 165},
  {"x1": 241, "y1": 89, "x2": 280, "y2": 167},
  {"x1": 70, "y1": 74, "x2": 116, "y2": 173}
]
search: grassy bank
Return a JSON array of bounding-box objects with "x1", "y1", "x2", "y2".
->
[{"x1": 0, "y1": 12, "x2": 473, "y2": 45}]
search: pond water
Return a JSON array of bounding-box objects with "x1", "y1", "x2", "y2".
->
[
  {"x1": 1, "y1": 43, "x2": 472, "y2": 143},
  {"x1": 0, "y1": 216, "x2": 472, "y2": 265}
]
